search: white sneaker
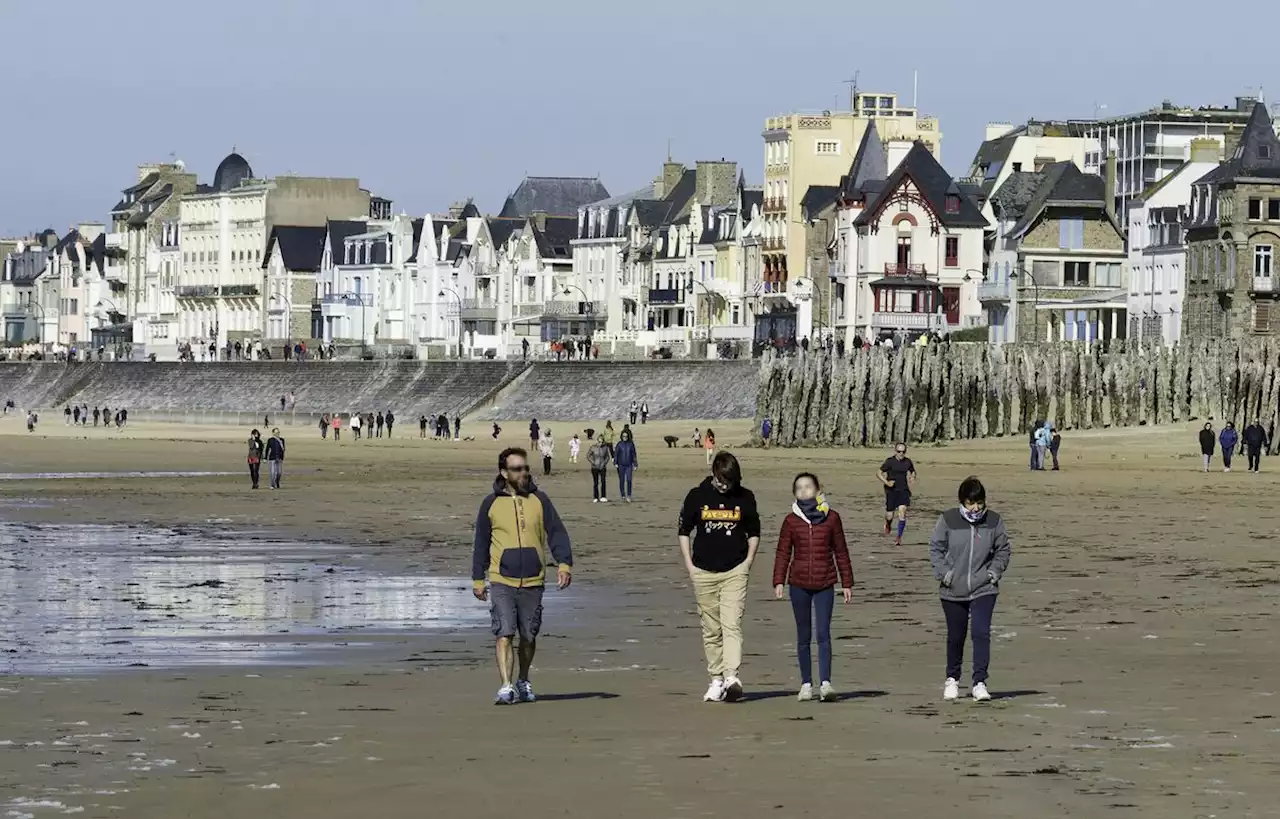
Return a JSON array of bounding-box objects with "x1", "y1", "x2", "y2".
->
[
  {"x1": 972, "y1": 682, "x2": 991, "y2": 702},
  {"x1": 495, "y1": 684, "x2": 517, "y2": 705},
  {"x1": 819, "y1": 681, "x2": 836, "y2": 702},
  {"x1": 625, "y1": 497, "x2": 632, "y2": 503},
  {"x1": 723, "y1": 676, "x2": 744, "y2": 702},
  {"x1": 797, "y1": 683, "x2": 813, "y2": 702},
  {"x1": 516, "y1": 679, "x2": 536, "y2": 703},
  {"x1": 592, "y1": 498, "x2": 599, "y2": 503},
  {"x1": 1224, "y1": 467, "x2": 1231, "y2": 473},
  {"x1": 943, "y1": 678, "x2": 960, "y2": 701},
  {"x1": 600, "y1": 497, "x2": 609, "y2": 503},
  {"x1": 703, "y1": 678, "x2": 726, "y2": 702}
]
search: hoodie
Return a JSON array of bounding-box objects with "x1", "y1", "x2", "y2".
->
[
  {"x1": 678, "y1": 476, "x2": 761, "y2": 573},
  {"x1": 472, "y1": 476, "x2": 572, "y2": 590}
]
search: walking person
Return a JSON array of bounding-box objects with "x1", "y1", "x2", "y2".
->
[
  {"x1": 472, "y1": 447, "x2": 573, "y2": 705},
  {"x1": 568, "y1": 434, "x2": 581, "y2": 464},
  {"x1": 385, "y1": 410, "x2": 395, "y2": 438},
  {"x1": 878, "y1": 443, "x2": 916, "y2": 546},
  {"x1": 454, "y1": 415, "x2": 461, "y2": 441},
  {"x1": 1049, "y1": 426, "x2": 1062, "y2": 471},
  {"x1": 529, "y1": 418, "x2": 540, "y2": 450},
  {"x1": 679, "y1": 452, "x2": 761, "y2": 703},
  {"x1": 93, "y1": 406, "x2": 100, "y2": 427},
  {"x1": 538, "y1": 428, "x2": 555, "y2": 476},
  {"x1": 1219, "y1": 421, "x2": 1239, "y2": 473},
  {"x1": 587, "y1": 434, "x2": 611, "y2": 502},
  {"x1": 640, "y1": 401, "x2": 649, "y2": 425},
  {"x1": 420, "y1": 414, "x2": 428, "y2": 439},
  {"x1": 772, "y1": 473, "x2": 853, "y2": 702},
  {"x1": 1034, "y1": 422, "x2": 1052, "y2": 472},
  {"x1": 351, "y1": 412, "x2": 362, "y2": 441},
  {"x1": 629, "y1": 400, "x2": 638, "y2": 425},
  {"x1": 265, "y1": 428, "x2": 286, "y2": 489},
  {"x1": 602, "y1": 420, "x2": 617, "y2": 459},
  {"x1": 319, "y1": 414, "x2": 330, "y2": 439},
  {"x1": 1199, "y1": 422, "x2": 1216, "y2": 473},
  {"x1": 376, "y1": 411, "x2": 385, "y2": 438},
  {"x1": 929, "y1": 476, "x2": 1011, "y2": 703},
  {"x1": 703, "y1": 427, "x2": 716, "y2": 465},
  {"x1": 1244, "y1": 419, "x2": 1268, "y2": 473},
  {"x1": 64, "y1": 405, "x2": 72, "y2": 425},
  {"x1": 365, "y1": 412, "x2": 375, "y2": 443},
  {"x1": 614, "y1": 428, "x2": 638, "y2": 502},
  {"x1": 247, "y1": 429, "x2": 264, "y2": 489},
  {"x1": 1028, "y1": 421, "x2": 1042, "y2": 471}
]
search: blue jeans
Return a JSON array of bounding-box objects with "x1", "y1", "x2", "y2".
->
[
  {"x1": 942, "y1": 595, "x2": 997, "y2": 684},
  {"x1": 616, "y1": 465, "x2": 634, "y2": 497},
  {"x1": 789, "y1": 586, "x2": 834, "y2": 685}
]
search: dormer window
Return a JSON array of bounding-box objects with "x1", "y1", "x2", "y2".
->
[
  {"x1": 1261, "y1": 144, "x2": 1273, "y2": 160},
  {"x1": 945, "y1": 195, "x2": 960, "y2": 214}
]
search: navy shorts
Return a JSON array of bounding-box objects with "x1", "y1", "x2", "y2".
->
[
  {"x1": 885, "y1": 488, "x2": 911, "y2": 512},
  {"x1": 490, "y1": 584, "x2": 544, "y2": 642}
]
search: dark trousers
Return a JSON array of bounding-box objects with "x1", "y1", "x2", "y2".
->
[
  {"x1": 942, "y1": 595, "x2": 997, "y2": 684},
  {"x1": 591, "y1": 468, "x2": 607, "y2": 499},
  {"x1": 542, "y1": 456, "x2": 552, "y2": 476},
  {"x1": 386, "y1": 423, "x2": 393, "y2": 437},
  {"x1": 1049, "y1": 444, "x2": 1060, "y2": 470},
  {"x1": 248, "y1": 461, "x2": 261, "y2": 488},
  {"x1": 1223, "y1": 450, "x2": 1234, "y2": 469},
  {"x1": 269, "y1": 460, "x2": 283, "y2": 489},
  {"x1": 616, "y1": 465, "x2": 633, "y2": 498},
  {"x1": 789, "y1": 585, "x2": 834, "y2": 685},
  {"x1": 1249, "y1": 447, "x2": 1262, "y2": 471}
]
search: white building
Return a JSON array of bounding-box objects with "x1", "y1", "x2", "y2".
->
[
  {"x1": 967, "y1": 120, "x2": 1097, "y2": 216},
  {"x1": 831, "y1": 128, "x2": 988, "y2": 344},
  {"x1": 1125, "y1": 139, "x2": 1223, "y2": 345},
  {"x1": 1, "y1": 231, "x2": 57, "y2": 348}
]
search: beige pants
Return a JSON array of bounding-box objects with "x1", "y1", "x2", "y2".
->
[{"x1": 691, "y1": 561, "x2": 750, "y2": 678}]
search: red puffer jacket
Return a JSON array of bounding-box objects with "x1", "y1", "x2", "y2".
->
[{"x1": 772, "y1": 508, "x2": 854, "y2": 590}]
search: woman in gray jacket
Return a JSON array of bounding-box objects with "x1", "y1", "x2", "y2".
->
[
  {"x1": 928, "y1": 476, "x2": 1011, "y2": 703},
  {"x1": 587, "y1": 435, "x2": 612, "y2": 503}
]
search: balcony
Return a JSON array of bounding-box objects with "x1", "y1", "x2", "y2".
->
[
  {"x1": 872, "y1": 311, "x2": 944, "y2": 330},
  {"x1": 176, "y1": 285, "x2": 218, "y2": 298},
  {"x1": 978, "y1": 279, "x2": 1015, "y2": 302},
  {"x1": 461, "y1": 297, "x2": 498, "y2": 320},
  {"x1": 542, "y1": 300, "x2": 602, "y2": 317},
  {"x1": 884, "y1": 263, "x2": 929, "y2": 277},
  {"x1": 1254, "y1": 276, "x2": 1274, "y2": 293},
  {"x1": 322, "y1": 293, "x2": 370, "y2": 307},
  {"x1": 223, "y1": 284, "x2": 260, "y2": 297},
  {"x1": 648, "y1": 288, "x2": 685, "y2": 305}
]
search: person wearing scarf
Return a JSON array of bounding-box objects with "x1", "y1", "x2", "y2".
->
[
  {"x1": 928, "y1": 476, "x2": 1012, "y2": 703},
  {"x1": 772, "y1": 473, "x2": 854, "y2": 702}
]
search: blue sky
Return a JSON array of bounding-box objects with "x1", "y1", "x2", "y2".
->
[{"x1": 1, "y1": 0, "x2": 1276, "y2": 234}]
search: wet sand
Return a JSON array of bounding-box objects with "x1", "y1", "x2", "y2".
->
[{"x1": 1, "y1": 415, "x2": 1279, "y2": 817}]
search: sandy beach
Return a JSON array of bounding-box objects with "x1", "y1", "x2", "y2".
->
[{"x1": 2, "y1": 414, "x2": 1278, "y2": 818}]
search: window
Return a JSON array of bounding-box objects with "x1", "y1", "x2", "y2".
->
[
  {"x1": 1059, "y1": 218, "x2": 1084, "y2": 249},
  {"x1": 1011, "y1": 162, "x2": 1022, "y2": 172},
  {"x1": 899, "y1": 200, "x2": 909, "y2": 213},
  {"x1": 944, "y1": 237, "x2": 959, "y2": 266},
  {"x1": 945, "y1": 195, "x2": 960, "y2": 214},
  {"x1": 1064, "y1": 261, "x2": 1090, "y2": 286},
  {"x1": 1256, "y1": 245, "x2": 1273, "y2": 276},
  {"x1": 1270, "y1": 200, "x2": 1280, "y2": 221},
  {"x1": 1250, "y1": 198, "x2": 1262, "y2": 220},
  {"x1": 1095, "y1": 262, "x2": 1121, "y2": 288},
  {"x1": 816, "y1": 140, "x2": 840, "y2": 155},
  {"x1": 1261, "y1": 144, "x2": 1273, "y2": 160}
]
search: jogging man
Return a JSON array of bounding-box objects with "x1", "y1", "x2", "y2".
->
[
  {"x1": 878, "y1": 443, "x2": 916, "y2": 546},
  {"x1": 473, "y1": 447, "x2": 573, "y2": 705}
]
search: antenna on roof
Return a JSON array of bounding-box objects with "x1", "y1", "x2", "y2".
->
[
  {"x1": 667, "y1": 138, "x2": 673, "y2": 161},
  {"x1": 843, "y1": 71, "x2": 859, "y2": 111},
  {"x1": 913, "y1": 69, "x2": 918, "y2": 109}
]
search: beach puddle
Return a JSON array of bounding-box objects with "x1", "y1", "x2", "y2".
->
[{"x1": 0, "y1": 522, "x2": 511, "y2": 673}]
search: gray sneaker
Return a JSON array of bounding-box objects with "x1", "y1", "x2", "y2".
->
[
  {"x1": 494, "y1": 684, "x2": 517, "y2": 705},
  {"x1": 516, "y1": 679, "x2": 536, "y2": 703}
]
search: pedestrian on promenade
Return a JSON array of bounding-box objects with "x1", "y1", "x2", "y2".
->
[
  {"x1": 678, "y1": 452, "x2": 760, "y2": 703},
  {"x1": 472, "y1": 447, "x2": 573, "y2": 705},
  {"x1": 614, "y1": 428, "x2": 638, "y2": 502},
  {"x1": 265, "y1": 428, "x2": 286, "y2": 489},
  {"x1": 929, "y1": 476, "x2": 1011, "y2": 703},
  {"x1": 772, "y1": 472, "x2": 853, "y2": 702},
  {"x1": 1219, "y1": 422, "x2": 1239, "y2": 473},
  {"x1": 878, "y1": 443, "x2": 916, "y2": 546},
  {"x1": 1199, "y1": 422, "x2": 1216, "y2": 473},
  {"x1": 587, "y1": 434, "x2": 611, "y2": 502},
  {"x1": 247, "y1": 429, "x2": 264, "y2": 489},
  {"x1": 1244, "y1": 419, "x2": 1268, "y2": 473}
]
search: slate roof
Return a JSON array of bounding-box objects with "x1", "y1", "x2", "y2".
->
[
  {"x1": 853, "y1": 141, "x2": 987, "y2": 229},
  {"x1": 1195, "y1": 101, "x2": 1280, "y2": 184},
  {"x1": 989, "y1": 171, "x2": 1046, "y2": 223},
  {"x1": 741, "y1": 188, "x2": 763, "y2": 217},
  {"x1": 800, "y1": 185, "x2": 841, "y2": 220},
  {"x1": 406, "y1": 218, "x2": 426, "y2": 263},
  {"x1": 486, "y1": 217, "x2": 523, "y2": 251},
  {"x1": 633, "y1": 199, "x2": 673, "y2": 228},
  {"x1": 326, "y1": 220, "x2": 368, "y2": 265},
  {"x1": 532, "y1": 216, "x2": 577, "y2": 259},
  {"x1": 264, "y1": 225, "x2": 327, "y2": 271},
  {"x1": 840, "y1": 122, "x2": 888, "y2": 198},
  {"x1": 1006, "y1": 162, "x2": 1119, "y2": 238},
  {"x1": 498, "y1": 176, "x2": 611, "y2": 218}
]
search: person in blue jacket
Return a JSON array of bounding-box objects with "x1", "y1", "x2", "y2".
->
[
  {"x1": 614, "y1": 428, "x2": 639, "y2": 502},
  {"x1": 1219, "y1": 422, "x2": 1239, "y2": 473}
]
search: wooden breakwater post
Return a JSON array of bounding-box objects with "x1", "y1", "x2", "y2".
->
[{"x1": 752, "y1": 339, "x2": 1280, "y2": 448}]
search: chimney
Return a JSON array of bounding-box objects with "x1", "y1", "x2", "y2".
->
[
  {"x1": 1190, "y1": 137, "x2": 1222, "y2": 164},
  {"x1": 1223, "y1": 127, "x2": 1244, "y2": 162},
  {"x1": 531, "y1": 210, "x2": 547, "y2": 231},
  {"x1": 885, "y1": 139, "x2": 913, "y2": 174},
  {"x1": 448, "y1": 201, "x2": 466, "y2": 219},
  {"x1": 1104, "y1": 151, "x2": 1117, "y2": 218},
  {"x1": 695, "y1": 160, "x2": 738, "y2": 207},
  {"x1": 654, "y1": 161, "x2": 684, "y2": 199}
]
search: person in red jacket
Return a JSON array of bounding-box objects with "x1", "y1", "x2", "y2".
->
[{"x1": 772, "y1": 473, "x2": 854, "y2": 702}]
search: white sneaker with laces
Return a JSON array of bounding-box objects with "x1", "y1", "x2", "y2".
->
[
  {"x1": 723, "y1": 676, "x2": 744, "y2": 702},
  {"x1": 600, "y1": 497, "x2": 609, "y2": 503},
  {"x1": 495, "y1": 684, "x2": 517, "y2": 705},
  {"x1": 819, "y1": 681, "x2": 836, "y2": 702},
  {"x1": 797, "y1": 683, "x2": 813, "y2": 702},
  {"x1": 703, "y1": 678, "x2": 726, "y2": 702},
  {"x1": 943, "y1": 678, "x2": 960, "y2": 701},
  {"x1": 516, "y1": 679, "x2": 536, "y2": 703},
  {"x1": 972, "y1": 682, "x2": 991, "y2": 702}
]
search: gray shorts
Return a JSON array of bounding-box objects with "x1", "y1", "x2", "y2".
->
[{"x1": 489, "y1": 584, "x2": 544, "y2": 642}]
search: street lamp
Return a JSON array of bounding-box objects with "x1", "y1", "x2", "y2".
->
[
  {"x1": 268, "y1": 293, "x2": 291, "y2": 342},
  {"x1": 24, "y1": 299, "x2": 46, "y2": 347},
  {"x1": 335, "y1": 292, "x2": 368, "y2": 357},
  {"x1": 438, "y1": 288, "x2": 462, "y2": 358}
]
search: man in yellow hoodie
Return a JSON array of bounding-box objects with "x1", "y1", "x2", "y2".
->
[{"x1": 473, "y1": 447, "x2": 573, "y2": 705}]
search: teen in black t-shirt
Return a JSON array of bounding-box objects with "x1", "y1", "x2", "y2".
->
[{"x1": 878, "y1": 444, "x2": 916, "y2": 546}]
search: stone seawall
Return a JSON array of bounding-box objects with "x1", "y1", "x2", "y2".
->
[
  {"x1": 755, "y1": 341, "x2": 1273, "y2": 447},
  {"x1": 0, "y1": 359, "x2": 761, "y2": 422}
]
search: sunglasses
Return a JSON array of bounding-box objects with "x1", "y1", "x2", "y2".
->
[
  {"x1": 895, "y1": 449, "x2": 906, "y2": 454},
  {"x1": 504, "y1": 465, "x2": 529, "y2": 473}
]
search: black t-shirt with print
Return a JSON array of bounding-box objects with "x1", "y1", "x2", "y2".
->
[
  {"x1": 880, "y1": 457, "x2": 915, "y2": 493},
  {"x1": 678, "y1": 477, "x2": 762, "y2": 573}
]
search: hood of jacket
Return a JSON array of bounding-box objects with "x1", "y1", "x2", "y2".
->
[{"x1": 491, "y1": 476, "x2": 539, "y2": 497}]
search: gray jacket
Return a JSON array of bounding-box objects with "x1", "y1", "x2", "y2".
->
[
  {"x1": 586, "y1": 443, "x2": 611, "y2": 470},
  {"x1": 928, "y1": 508, "x2": 1011, "y2": 602}
]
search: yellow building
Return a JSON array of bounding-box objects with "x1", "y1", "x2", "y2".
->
[{"x1": 762, "y1": 91, "x2": 941, "y2": 289}]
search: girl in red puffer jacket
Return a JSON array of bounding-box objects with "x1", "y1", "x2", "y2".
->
[{"x1": 772, "y1": 473, "x2": 854, "y2": 702}]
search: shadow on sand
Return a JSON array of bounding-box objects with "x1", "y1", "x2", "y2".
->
[
  {"x1": 537, "y1": 692, "x2": 621, "y2": 702},
  {"x1": 741, "y1": 689, "x2": 890, "y2": 703}
]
